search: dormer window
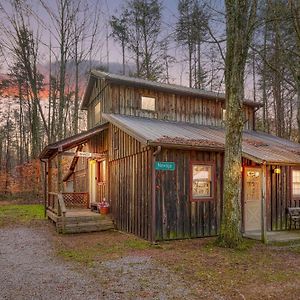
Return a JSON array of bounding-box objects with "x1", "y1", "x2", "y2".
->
[
  {"x1": 141, "y1": 96, "x2": 156, "y2": 111},
  {"x1": 222, "y1": 109, "x2": 226, "y2": 122},
  {"x1": 95, "y1": 102, "x2": 101, "y2": 124}
]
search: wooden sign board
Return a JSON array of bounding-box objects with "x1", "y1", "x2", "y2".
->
[
  {"x1": 155, "y1": 161, "x2": 175, "y2": 171},
  {"x1": 76, "y1": 151, "x2": 106, "y2": 159}
]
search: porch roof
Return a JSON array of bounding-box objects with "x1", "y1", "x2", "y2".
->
[
  {"x1": 103, "y1": 113, "x2": 300, "y2": 165},
  {"x1": 39, "y1": 123, "x2": 108, "y2": 159}
]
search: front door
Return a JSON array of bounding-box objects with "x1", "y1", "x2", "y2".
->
[
  {"x1": 244, "y1": 167, "x2": 262, "y2": 232},
  {"x1": 89, "y1": 160, "x2": 97, "y2": 205}
]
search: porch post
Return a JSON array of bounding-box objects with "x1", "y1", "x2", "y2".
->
[
  {"x1": 48, "y1": 159, "x2": 52, "y2": 202},
  {"x1": 57, "y1": 146, "x2": 64, "y2": 193},
  {"x1": 261, "y1": 162, "x2": 267, "y2": 243}
]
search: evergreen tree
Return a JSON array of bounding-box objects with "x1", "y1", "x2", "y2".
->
[
  {"x1": 176, "y1": 0, "x2": 209, "y2": 88},
  {"x1": 110, "y1": 0, "x2": 165, "y2": 81}
]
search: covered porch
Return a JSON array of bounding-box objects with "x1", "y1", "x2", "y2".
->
[
  {"x1": 244, "y1": 230, "x2": 300, "y2": 243},
  {"x1": 40, "y1": 124, "x2": 114, "y2": 234},
  {"x1": 46, "y1": 192, "x2": 114, "y2": 233}
]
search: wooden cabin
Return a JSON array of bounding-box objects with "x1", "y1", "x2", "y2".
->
[{"x1": 40, "y1": 70, "x2": 300, "y2": 241}]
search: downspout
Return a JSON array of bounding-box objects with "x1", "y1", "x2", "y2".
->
[
  {"x1": 151, "y1": 146, "x2": 161, "y2": 243},
  {"x1": 40, "y1": 158, "x2": 48, "y2": 217}
]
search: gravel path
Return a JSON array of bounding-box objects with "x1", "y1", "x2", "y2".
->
[
  {"x1": 0, "y1": 227, "x2": 104, "y2": 300},
  {"x1": 0, "y1": 226, "x2": 201, "y2": 300}
]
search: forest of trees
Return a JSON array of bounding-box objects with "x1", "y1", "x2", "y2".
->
[{"x1": 0, "y1": 0, "x2": 299, "y2": 195}]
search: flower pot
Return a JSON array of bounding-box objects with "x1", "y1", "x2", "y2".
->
[{"x1": 100, "y1": 207, "x2": 109, "y2": 214}]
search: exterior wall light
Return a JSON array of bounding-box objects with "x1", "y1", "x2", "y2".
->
[{"x1": 274, "y1": 168, "x2": 281, "y2": 174}]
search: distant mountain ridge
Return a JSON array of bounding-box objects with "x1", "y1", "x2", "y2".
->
[{"x1": 0, "y1": 61, "x2": 135, "y2": 99}]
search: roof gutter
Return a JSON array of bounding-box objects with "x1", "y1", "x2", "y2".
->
[{"x1": 148, "y1": 141, "x2": 224, "y2": 152}]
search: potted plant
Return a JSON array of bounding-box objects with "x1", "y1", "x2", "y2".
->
[{"x1": 98, "y1": 198, "x2": 110, "y2": 214}]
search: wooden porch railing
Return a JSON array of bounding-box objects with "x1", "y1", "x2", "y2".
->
[
  {"x1": 47, "y1": 192, "x2": 89, "y2": 215},
  {"x1": 47, "y1": 192, "x2": 66, "y2": 217},
  {"x1": 61, "y1": 192, "x2": 89, "y2": 209}
]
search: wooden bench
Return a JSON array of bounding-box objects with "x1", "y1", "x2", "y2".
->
[{"x1": 287, "y1": 207, "x2": 300, "y2": 229}]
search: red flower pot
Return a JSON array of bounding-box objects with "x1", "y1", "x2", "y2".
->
[{"x1": 100, "y1": 207, "x2": 109, "y2": 214}]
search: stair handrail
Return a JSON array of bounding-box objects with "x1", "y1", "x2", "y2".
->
[{"x1": 57, "y1": 193, "x2": 67, "y2": 217}]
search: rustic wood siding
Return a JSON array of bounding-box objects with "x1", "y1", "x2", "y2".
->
[
  {"x1": 241, "y1": 160, "x2": 296, "y2": 232},
  {"x1": 87, "y1": 80, "x2": 255, "y2": 130},
  {"x1": 154, "y1": 148, "x2": 223, "y2": 240},
  {"x1": 71, "y1": 131, "x2": 109, "y2": 200},
  {"x1": 268, "y1": 165, "x2": 292, "y2": 231},
  {"x1": 87, "y1": 129, "x2": 109, "y2": 153},
  {"x1": 87, "y1": 78, "x2": 111, "y2": 129},
  {"x1": 109, "y1": 124, "x2": 144, "y2": 160},
  {"x1": 107, "y1": 124, "x2": 152, "y2": 240},
  {"x1": 73, "y1": 158, "x2": 88, "y2": 192}
]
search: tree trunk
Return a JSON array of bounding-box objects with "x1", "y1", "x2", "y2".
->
[
  {"x1": 74, "y1": 58, "x2": 79, "y2": 135},
  {"x1": 218, "y1": 0, "x2": 257, "y2": 248},
  {"x1": 188, "y1": 43, "x2": 193, "y2": 88}
]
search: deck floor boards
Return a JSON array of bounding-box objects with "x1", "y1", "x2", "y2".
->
[
  {"x1": 244, "y1": 230, "x2": 300, "y2": 242},
  {"x1": 47, "y1": 208, "x2": 114, "y2": 233}
]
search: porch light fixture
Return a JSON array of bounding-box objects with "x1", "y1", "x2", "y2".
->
[{"x1": 274, "y1": 168, "x2": 281, "y2": 174}]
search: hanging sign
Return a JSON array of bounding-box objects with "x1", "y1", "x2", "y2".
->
[
  {"x1": 155, "y1": 161, "x2": 176, "y2": 171},
  {"x1": 76, "y1": 151, "x2": 106, "y2": 159}
]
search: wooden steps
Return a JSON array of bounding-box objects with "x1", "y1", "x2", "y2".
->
[{"x1": 47, "y1": 209, "x2": 114, "y2": 234}]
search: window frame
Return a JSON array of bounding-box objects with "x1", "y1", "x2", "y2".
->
[
  {"x1": 141, "y1": 95, "x2": 156, "y2": 111},
  {"x1": 97, "y1": 160, "x2": 106, "y2": 184},
  {"x1": 222, "y1": 108, "x2": 226, "y2": 122},
  {"x1": 291, "y1": 167, "x2": 300, "y2": 200},
  {"x1": 113, "y1": 129, "x2": 119, "y2": 150},
  {"x1": 190, "y1": 161, "x2": 216, "y2": 202},
  {"x1": 94, "y1": 101, "x2": 101, "y2": 124}
]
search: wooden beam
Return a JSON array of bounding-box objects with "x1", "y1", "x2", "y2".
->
[
  {"x1": 63, "y1": 145, "x2": 84, "y2": 182},
  {"x1": 47, "y1": 159, "x2": 53, "y2": 207},
  {"x1": 261, "y1": 162, "x2": 267, "y2": 243},
  {"x1": 76, "y1": 151, "x2": 107, "y2": 158}
]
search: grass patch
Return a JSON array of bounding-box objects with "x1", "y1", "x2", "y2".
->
[
  {"x1": 57, "y1": 249, "x2": 95, "y2": 266},
  {"x1": 0, "y1": 204, "x2": 44, "y2": 226},
  {"x1": 123, "y1": 239, "x2": 151, "y2": 250},
  {"x1": 56, "y1": 234, "x2": 154, "y2": 265},
  {"x1": 53, "y1": 232, "x2": 300, "y2": 299}
]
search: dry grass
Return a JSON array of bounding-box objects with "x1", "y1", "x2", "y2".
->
[
  {"x1": 54, "y1": 231, "x2": 300, "y2": 299},
  {"x1": 1, "y1": 203, "x2": 299, "y2": 299},
  {"x1": 0, "y1": 204, "x2": 45, "y2": 226}
]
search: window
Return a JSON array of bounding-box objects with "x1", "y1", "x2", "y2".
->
[
  {"x1": 141, "y1": 96, "x2": 156, "y2": 111},
  {"x1": 94, "y1": 102, "x2": 101, "y2": 124},
  {"x1": 113, "y1": 129, "x2": 119, "y2": 150},
  {"x1": 222, "y1": 109, "x2": 226, "y2": 122},
  {"x1": 292, "y1": 169, "x2": 300, "y2": 197},
  {"x1": 191, "y1": 162, "x2": 214, "y2": 201},
  {"x1": 97, "y1": 160, "x2": 106, "y2": 183}
]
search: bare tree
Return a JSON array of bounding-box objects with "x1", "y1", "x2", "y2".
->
[{"x1": 0, "y1": 0, "x2": 49, "y2": 158}]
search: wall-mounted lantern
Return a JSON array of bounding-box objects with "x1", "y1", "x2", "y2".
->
[{"x1": 274, "y1": 168, "x2": 281, "y2": 174}]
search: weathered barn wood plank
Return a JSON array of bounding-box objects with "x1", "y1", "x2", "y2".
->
[
  {"x1": 87, "y1": 80, "x2": 255, "y2": 130},
  {"x1": 154, "y1": 148, "x2": 222, "y2": 240}
]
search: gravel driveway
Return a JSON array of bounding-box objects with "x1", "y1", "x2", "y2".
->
[
  {"x1": 0, "y1": 226, "x2": 200, "y2": 300},
  {"x1": 0, "y1": 227, "x2": 105, "y2": 300}
]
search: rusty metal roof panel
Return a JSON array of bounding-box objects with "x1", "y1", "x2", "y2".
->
[{"x1": 103, "y1": 114, "x2": 300, "y2": 165}]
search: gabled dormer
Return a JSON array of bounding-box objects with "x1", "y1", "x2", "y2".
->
[{"x1": 81, "y1": 70, "x2": 261, "y2": 130}]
